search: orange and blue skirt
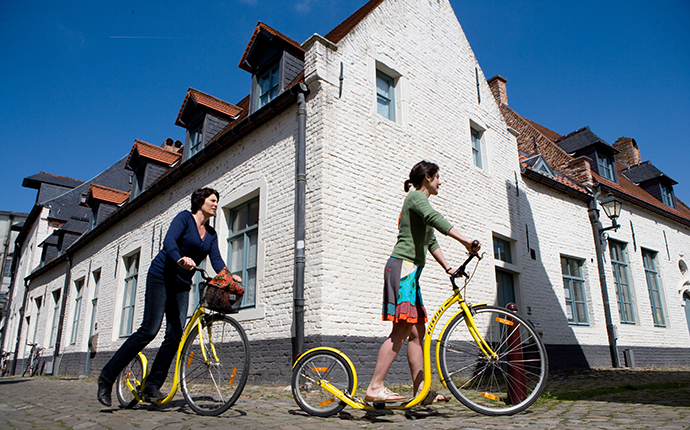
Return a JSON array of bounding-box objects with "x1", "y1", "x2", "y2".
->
[{"x1": 382, "y1": 258, "x2": 427, "y2": 324}]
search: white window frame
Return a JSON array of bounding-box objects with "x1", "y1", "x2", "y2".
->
[
  {"x1": 70, "y1": 278, "x2": 85, "y2": 344},
  {"x1": 188, "y1": 124, "x2": 203, "y2": 158},
  {"x1": 227, "y1": 197, "x2": 259, "y2": 309},
  {"x1": 642, "y1": 249, "x2": 665, "y2": 327},
  {"x1": 597, "y1": 152, "x2": 615, "y2": 181},
  {"x1": 120, "y1": 252, "x2": 140, "y2": 337},
  {"x1": 49, "y1": 289, "x2": 61, "y2": 347},
  {"x1": 256, "y1": 62, "x2": 280, "y2": 110},
  {"x1": 609, "y1": 240, "x2": 635, "y2": 324},
  {"x1": 376, "y1": 69, "x2": 395, "y2": 121},
  {"x1": 469, "y1": 120, "x2": 486, "y2": 170},
  {"x1": 561, "y1": 256, "x2": 589, "y2": 325}
]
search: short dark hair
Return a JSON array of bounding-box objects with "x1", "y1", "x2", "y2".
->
[
  {"x1": 404, "y1": 161, "x2": 439, "y2": 192},
  {"x1": 191, "y1": 188, "x2": 220, "y2": 213}
]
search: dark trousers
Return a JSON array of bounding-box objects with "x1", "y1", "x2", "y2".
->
[{"x1": 100, "y1": 274, "x2": 189, "y2": 389}]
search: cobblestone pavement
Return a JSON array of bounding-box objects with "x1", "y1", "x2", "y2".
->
[{"x1": 1, "y1": 367, "x2": 689, "y2": 429}]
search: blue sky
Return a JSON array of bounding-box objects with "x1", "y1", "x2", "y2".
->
[{"x1": 1, "y1": 0, "x2": 689, "y2": 213}]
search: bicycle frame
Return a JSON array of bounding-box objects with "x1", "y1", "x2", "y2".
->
[
  {"x1": 122, "y1": 304, "x2": 216, "y2": 404},
  {"x1": 299, "y1": 255, "x2": 492, "y2": 410}
]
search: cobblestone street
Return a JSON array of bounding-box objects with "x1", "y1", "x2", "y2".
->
[{"x1": 1, "y1": 367, "x2": 689, "y2": 429}]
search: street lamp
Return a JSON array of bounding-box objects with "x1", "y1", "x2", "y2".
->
[{"x1": 600, "y1": 192, "x2": 622, "y2": 234}]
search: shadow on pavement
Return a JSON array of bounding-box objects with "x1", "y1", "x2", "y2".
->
[{"x1": 545, "y1": 367, "x2": 690, "y2": 407}]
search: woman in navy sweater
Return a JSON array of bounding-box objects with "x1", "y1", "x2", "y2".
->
[{"x1": 97, "y1": 188, "x2": 239, "y2": 406}]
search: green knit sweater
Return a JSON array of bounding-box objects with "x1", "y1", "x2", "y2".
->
[{"x1": 391, "y1": 190, "x2": 453, "y2": 266}]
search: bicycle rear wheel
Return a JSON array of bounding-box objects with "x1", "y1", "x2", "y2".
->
[
  {"x1": 179, "y1": 313, "x2": 250, "y2": 416},
  {"x1": 291, "y1": 348, "x2": 355, "y2": 417},
  {"x1": 116, "y1": 353, "x2": 145, "y2": 408},
  {"x1": 438, "y1": 305, "x2": 548, "y2": 415}
]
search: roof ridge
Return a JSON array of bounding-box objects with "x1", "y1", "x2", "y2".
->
[{"x1": 324, "y1": 0, "x2": 386, "y2": 44}]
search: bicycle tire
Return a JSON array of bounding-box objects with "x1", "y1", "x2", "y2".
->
[
  {"x1": 179, "y1": 313, "x2": 250, "y2": 416},
  {"x1": 438, "y1": 305, "x2": 548, "y2": 415},
  {"x1": 21, "y1": 356, "x2": 32, "y2": 377},
  {"x1": 116, "y1": 353, "x2": 145, "y2": 408},
  {"x1": 291, "y1": 348, "x2": 355, "y2": 417}
]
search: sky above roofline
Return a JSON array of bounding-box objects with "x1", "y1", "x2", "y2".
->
[{"x1": 1, "y1": 0, "x2": 688, "y2": 212}]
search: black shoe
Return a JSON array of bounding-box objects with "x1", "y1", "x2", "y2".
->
[
  {"x1": 142, "y1": 384, "x2": 165, "y2": 402},
  {"x1": 97, "y1": 376, "x2": 112, "y2": 406}
]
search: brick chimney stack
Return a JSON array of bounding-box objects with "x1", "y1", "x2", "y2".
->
[
  {"x1": 487, "y1": 75, "x2": 508, "y2": 106},
  {"x1": 613, "y1": 137, "x2": 641, "y2": 167}
]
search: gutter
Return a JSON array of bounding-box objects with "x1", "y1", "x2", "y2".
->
[{"x1": 52, "y1": 253, "x2": 71, "y2": 376}]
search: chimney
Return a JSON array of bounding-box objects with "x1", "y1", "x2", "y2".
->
[
  {"x1": 487, "y1": 75, "x2": 508, "y2": 106},
  {"x1": 613, "y1": 137, "x2": 641, "y2": 167}
]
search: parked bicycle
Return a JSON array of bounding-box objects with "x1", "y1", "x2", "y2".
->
[
  {"x1": 22, "y1": 343, "x2": 45, "y2": 377},
  {"x1": 292, "y1": 249, "x2": 548, "y2": 416},
  {"x1": 1, "y1": 351, "x2": 14, "y2": 376},
  {"x1": 116, "y1": 267, "x2": 250, "y2": 416}
]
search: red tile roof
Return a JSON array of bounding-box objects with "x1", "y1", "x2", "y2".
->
[
  {"x1": 520, "y1": 154, "x2": 590, "y2": 196},
  {"x1": 595, "y1": 163, "x2": 690, "y2": 223},
  {"x1": 175, "y1": 88, "x2": 242, "y2": 127},
  {"x1": 126, "y1": 139, "x2": 182, "y2": 170},
  {"x1": 239, "y1": 22, "x2": 304, "y2": 73},
  {"x1": 325, "y1": 0, "x2": 385, "y2": 44},
  {"x1": 87, "y1": 184, "x2": 129, "y2": 205}
]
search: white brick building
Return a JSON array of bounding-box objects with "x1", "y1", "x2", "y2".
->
[{"x1": 4, "y1": 0, "x2": 690, "y2": 384}]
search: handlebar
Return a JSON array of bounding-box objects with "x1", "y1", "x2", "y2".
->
[
  {"x1": 450, "y1": 240, "x2": 482, "y2": 289},
  {"x1": 191, "y1": 266, "x2": 213, "y2": 282}
]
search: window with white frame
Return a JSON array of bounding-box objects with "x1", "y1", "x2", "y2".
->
[
  {"x1": 597, "y1": 152, "x2": 615, "y2": 181},
  {"x1": 70, "y1": 278, "x2": 84, "y2": 344},
  {"x1": 120, "y1": 252, "x2": 140, "y2": 337},
  {"x1": 471, "y1": 127, "x2": 484, "y2": 169},
  {"x1": 660, "y1": 183, "x2": 676, "y2": 209},
  {"x1": 188, "y1": 125, "x2": 203, "y2": 158},
  {"x1": 257, "y1": 63, "x2": 280, "y2": 110},
  {"x1": 493, "y1": 236, "x2": 512, "y2": 264},
  {"x1": 49, "y1": 289, "x2": 61, "y2": 347},
  {"x1": 609, "y1": 240, "x2": 635, "y2": 324},
  {"x1": 642, "y1": 249, "x2": 665, "y2": 327},
  {"x1": 227, "y1": 197, "x2": 259, "y2": 309},
  {"x1": 90, "y1": 269, "x2": 101, "y2": 336},
  {"x1": 561, "y1": 256, "x2": 588, "y2": 325},
  {"x1": 32, "y1": 297, "x2": 42, "y2": 343},
  {"x1": 376, "y1": 69, "x2": 396, "y2": 121}
]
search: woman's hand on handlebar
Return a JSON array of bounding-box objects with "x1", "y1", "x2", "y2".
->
[
  {"x1": 177, "y1": 256, "x2": 195, "y2": 270},
  {"x1": 468, "y1": 239, "x2": 481, "y2": 255}
]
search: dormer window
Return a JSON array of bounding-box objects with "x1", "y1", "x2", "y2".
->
[
  {"x1": 125, "y1": 140, "x2": 181, "y2": 199},
  {"x1": 239, "y1": 23, "x2": 304, "y2": 115},
  {"x1": 661, "y1": 183, "x2": 676, "y2": 209},
  {"x1": 597, "y1": 152, "x2": 615, "y2": 181},
  {"x1": 188, "y1": 125, "x2": 203, "y2": 158},
  {"x1": 257, "y1": 63, "x2": 280, "y2": 109}
]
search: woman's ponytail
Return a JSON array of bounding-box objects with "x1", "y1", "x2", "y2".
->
[
  {"x1": 405, "y1": 161, "x2": 439, "y2": 192},
  {"x1": 404, "y1": 179, "x2": 412, "y2": 192}
]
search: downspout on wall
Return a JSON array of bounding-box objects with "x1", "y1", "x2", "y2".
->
[
  {"x1": 53, "y1": 253, "x2": 72, "y2": 376},
  {"x1": 292, "y1": 85, "x2": 307, "y2": 361},
  {"x1": 11, "y1": 278, "x2": 30, "y2": 375},
  {"x1": 588, "y1": 193, "x2": 620, "y2": 367}
]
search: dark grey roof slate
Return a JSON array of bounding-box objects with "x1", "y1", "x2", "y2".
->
[
  {"x1": 555, "y1": 126, "x2": 617, "y2": 154},
  {"x1": 622, "y1": 161, "x2": 677, "y2": 185},
  {"x1": 22, "y1": 172, "x2": 84, "y2": 190}
]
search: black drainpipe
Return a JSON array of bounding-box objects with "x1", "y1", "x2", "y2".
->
[
  {"x1": 588, "y1": 193, "x2": 620, "y2": 367},
  {"x1": 292, "y1": 86, "x2": 307, "y2": 361},
  {"x1": 10, "y1": 277, "x2": 29, "y2": 376},
  {"x1": 53, "y1": 253, "x2": 72, "y2": 376}
]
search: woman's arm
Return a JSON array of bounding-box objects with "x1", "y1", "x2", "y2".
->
[{"x1": 430, "y1": 246, "x2": 453, "y2": 275}]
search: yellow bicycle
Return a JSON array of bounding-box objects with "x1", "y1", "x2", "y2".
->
[
  {"x1": 292, "y1": 248, "x2": 548, "y2": 416},
  {"x1": 115, "y1": 268, "x2": 250, "y2": 416}
]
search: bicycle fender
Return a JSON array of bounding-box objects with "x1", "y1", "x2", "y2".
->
[
  {"x1": 293, "y1": 346, "x2": 358, "y2": 397},
  {"x1": 434, "y1": 303, "x2": 488, "y2": 389}
]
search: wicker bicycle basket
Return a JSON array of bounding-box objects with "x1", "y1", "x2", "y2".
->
[{"x1": 199, "y1": 282, "x2": 243, "y2": 313}]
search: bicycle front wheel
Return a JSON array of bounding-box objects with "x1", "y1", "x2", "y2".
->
[
  {"x1": 179, "y1": 313, "x2": 250, "y2": 416},
  {"x1": 116, "y1": 353, "x2": 145, "y2": 408},
  {"x1": 291, "y1": 348, "x2": 355, "y2": 417},
  {"x1": 438, "y1": 305, "x2": 548, "y2": 415}
]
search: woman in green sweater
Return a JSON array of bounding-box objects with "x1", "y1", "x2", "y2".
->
[{"x1": 364, "y1": 161, "x2": 481, "y2": 404}]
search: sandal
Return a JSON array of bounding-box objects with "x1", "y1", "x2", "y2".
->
[
  {"x1": 421, "y1": 390, "x2": 451, "y2": 405},
  {"x1": 364, "y1": 387, "x2": 406, "y2": 403}
]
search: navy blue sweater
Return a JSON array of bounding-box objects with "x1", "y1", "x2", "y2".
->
[{"x1": 148, "y1": 211, "x2": 225, "y2": 290}]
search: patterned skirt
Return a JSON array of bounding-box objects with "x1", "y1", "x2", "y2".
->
[{"x1": 381, "y1": 258, "x2": 427, "y2": 324}]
